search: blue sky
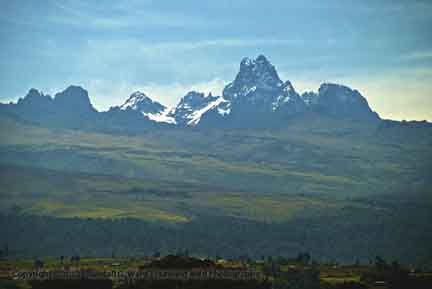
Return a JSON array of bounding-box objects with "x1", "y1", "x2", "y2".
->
[{"x1": 1, "y1": 0, "x2": 431, "y2": 120}]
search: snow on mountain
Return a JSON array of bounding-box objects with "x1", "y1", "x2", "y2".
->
[
  {"x1": 172, "y1": 91, "x2": 229, "y2": 126},
  {"x1": 120, "y1": 91, "x2": 164, "y2": 112},
  {"x1": 223, "y1": 55, "x2": 284, "y2": 102},
  {"x1": 119, "y1": 91, "x2": 176, "y2": 124},
  {"x1": 301, "y1": 91, "x2": 318, "y2": 106},
  {"x1": 0, "y1": 55, "x2": 380, "y2": 130},
  {"x1": 144, "y1": 107, "x2": 176, "y2": 124},
  {"x1": 222, "y1": 55, "x2": 305, "y2": 114},
  {"x1": 187, "y1": 97, "x2": 227, "y2": 126}
]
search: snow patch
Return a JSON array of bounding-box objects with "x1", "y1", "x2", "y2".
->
[
  {"x1": 143, "y1": 107, "x2": 176, "y2": 124},
  {"x1": 272, "y1": 95, "x2": 291, "y2": 111},
  {"x1": 187, "y1": 97, "x2": 227, "y2": 126},
  {"x1": 217, "y1": 102, "x2": 231, "y2": 116},
  {"x1": 120, "y1": 91, "x2": 148, "y2": 110}
]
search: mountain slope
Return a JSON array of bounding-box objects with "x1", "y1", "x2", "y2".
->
[
  {"x1": 196, "y1": 55, "x2": 306, "y2": 128},
  {"x1": 0, "y1": 55, "x2": 383, "y2": 131},
  {"x1": 301, "y1": 83, "x2": 380, "y2": 120},
  {"x1": 0, "y1": 86, "x2": 100, "y2": 129},
  {"x1": 195, "y1": 55, "x2": 379, "y2": 128},
  {"x1": 1, "y1": 113, "x2": 431, "y2": 263},
  {"x1": 109, "y1": 91, "x2": 176, "y2": 124},
  {"x1": 170, "y1": 91, "x2": 228, "y2": 126}
]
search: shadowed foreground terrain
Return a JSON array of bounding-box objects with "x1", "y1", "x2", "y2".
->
[
  {"x1": 1, "y1": 112, "x2": 432, "y2": 266},
  {"x1": 1, "y1": 255, "x2": 432, "y2": 289}
]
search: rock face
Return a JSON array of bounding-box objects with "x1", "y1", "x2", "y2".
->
[
  {"x1": 120, "y1": 91, "x2": 166, "y2": 114},
  {"x1": 17, "y1": 88, "x2": 53, "y2": 109},
  {"x1": 313, "y1": 83, "x2": 379, "y2": 120},
  {"x1": 116, "y1": 91, "x2": 175, "y2": 124},
  {"x1": 171, "y1": 91, "x2": 227, "y2": 126},
  {"x1": 53, "y1": 85, "x2": 96, "y2": 115},
  {"x1": 195, "y1": 55, "x2": 307, "y2": 128},
  {"x1": 0, "y1": 55, "x2": 381, "y2": 130},
  {"x1": 184, "y1": 55, "x2": 378, "y2": 128},
  {"x1": 222, "y1": 55, "x2": 304, "y2": 113}
]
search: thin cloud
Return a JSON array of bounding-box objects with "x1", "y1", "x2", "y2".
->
[
  {"x1": 140, "y1": 38, "x2": 303, "y2": 52},
  {"x1": 84, "y1": 38, "x2": 304, "y2": 59},
  {"x1": 401, "y1": 51, "x2": 432, "y2": 61},
  {"x1": 50, "y1": 1, "x2": 219, "y2": 29}
]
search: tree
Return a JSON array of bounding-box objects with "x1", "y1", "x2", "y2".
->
[
  {"x1": 34, "y1": 259, "x2": 44, "y2": 269},
  {"x1": 374, "y1": 256, "x2": 387, "y2": 271},
  {"x1": 296, "y1": 252, "x2": 311, "y2": 265}
]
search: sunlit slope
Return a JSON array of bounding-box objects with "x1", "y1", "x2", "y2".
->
[{"x1": 1, "y1": 114, "x2": 431, "y2": 222}]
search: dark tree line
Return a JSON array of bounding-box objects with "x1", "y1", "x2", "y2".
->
[{"x1": 1, "y1": 207, "x2": 432, "y2": 268}]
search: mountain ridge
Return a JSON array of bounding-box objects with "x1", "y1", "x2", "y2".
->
[{"x1": 1, "y1": 55, "x2": 429, "y2": 132}]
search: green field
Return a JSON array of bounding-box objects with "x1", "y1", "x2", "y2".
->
[
  {"x1": 1, "y1": 114, "x2": 431, "y2": 223},
  {"x1": 1, "y1": 115, "x2": 432, "y2": 264}
]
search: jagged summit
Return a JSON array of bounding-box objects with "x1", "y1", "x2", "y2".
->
[
  {"x1": 224, "y1": 55, "x2": 283, "y2": 101},
  {"x1": 55, "y1": 85, "x2": 88, "y2": 99},
  {"x1": 117, "y1": 91, "x2": 175, "y2": 124},
  {"x1": 213, "y1": 54, "x2": 306, "y2": 128},
  {"x1": 176, "y1": 91, "x2": 218, "y2": 109},
  {"x1": 25, "y1": 88, "x2": 45, "y2": 99},
  {"x1": 314, "y1": 83, "x2": 379, "y2": 119},
  {"x1": 1, "y1": 55, "x2": 382, "y2": 130},
  {"x1": 53, "y1": 85, "x2": 96, "y2": 114},
  {"x1": 240, "y1": 54, "x2": 272, "y2": 68},
  {"x1": 17, "y1": 89, "x2": 52, "y2": 107},
  {"x1": 121, "y1": 91, "x2": 165, "y2": 113},
  {"x1": 121, "y1": 91, "x2": 150, "y2": 110},
  {"x1": 172, "y1": 91, "x2": 227, "y2": 126}
]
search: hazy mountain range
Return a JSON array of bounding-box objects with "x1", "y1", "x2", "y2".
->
[
  {"x1": 1, "y1": 56, "x2": 432, "y2": 264},
  {"x1": 1, "y1": 55, "x2": 399, "y2": 132}
]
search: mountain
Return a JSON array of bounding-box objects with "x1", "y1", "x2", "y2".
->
[
  {"x1": 222, "y1": 55, "x2": 305, "y2": 113},
  {"x1": 115, "y1": 91, "x2": 175, "y2": 124},
  {"x1": 0, "y1": 55, "x2": 416, "y2": 131},
  {"x1": 0, "y1": 86, "x2": 100, "y2": 128},
  {"x1": 1, "y1": 56, "x2": 432, "y2": 264},
  {"x1": 185, "y1": 55, "x2": 378, "y2": 128},
  {"x1": 0, "y1": 86, "x2": 169, "y2": 131},
  {"x1": 16, "y1": 88, "x2": 53, "y2": 110},
  {"x1": 7, "y1": 89, "x2": 55, "y2": 123},
  {"x1": 171, "y1": 91, "x2": 227, "y2": 126},
  {"x1": 182, "y1": 55, "x2": 302, "y2": 128},
  {"x1": 301, "y1": 83, "x2": 380, "y2": 120},
  {"x1": 98, "y1": 92, "x2": 172, "y2": 132},
  {"x1": 53, "y1": 85, "x2": 96, "y2": 115}
]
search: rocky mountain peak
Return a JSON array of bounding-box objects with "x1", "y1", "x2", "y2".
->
[
  {"x1": 318, "y1": 83, "x2": 367, "y2": 105},
  {"x1": 177, "y1": 91, "x2": 218, "y2": 109},
  {"x1": 223, "y1": 55, "x2": 291, "y2": 102},
  {"x1": 17, "y1": 88, "x2": 52, "y2": 108},
  {"x1": 314, "y1": 83, "x2": 379, "y2": 119},
  {"x1": 26, "y1": 88, "x2": 43, "y2": 98},
  {"x1": 0, "y1": 56, "x2": 381, "y2": 129},
  {"x1": 116, "y1": 91, "x2": 175, "y2": 124},
  {"x1": 228, "y1": 55, "x2": 282, "y2": 98},
  {"x1": 120, "y1": 91, "x2": 165, "y2": 114},
  {"x1": 173, "y1": 91, "x2": 224, "y2": 126},
  {"x1": 125, "y1": 91, "x2": 151, "y2": 105},
  {"x1": 301, "y1": 91, "x2": 318, "y2": 105},
  {"x1": 181, "y1": 91, "x2": 205, "y2": 103},
  {"x1": 220, "y1": 55, "x2": 304, "y2": 121},
  {"x1": 53, "y1": 85, "x2": 95, "y2": 113}
]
